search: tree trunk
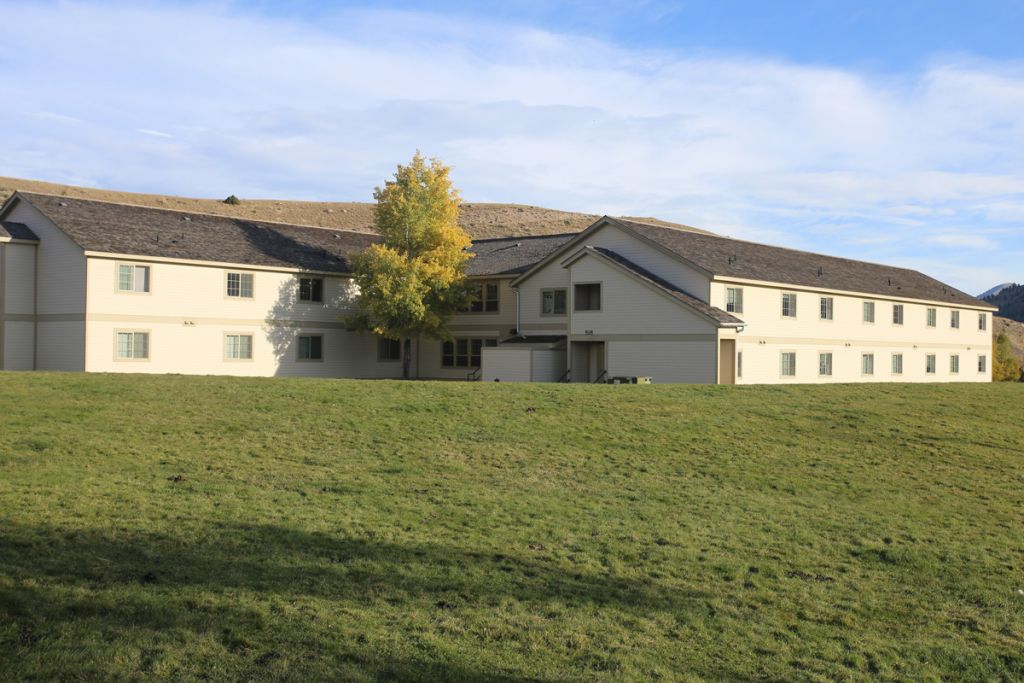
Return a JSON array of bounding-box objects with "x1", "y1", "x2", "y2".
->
[{"x1": 402, "y1": 338, "x2": 412, "y2": 380}]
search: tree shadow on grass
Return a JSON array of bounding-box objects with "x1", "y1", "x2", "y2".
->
[{"x1": 0, "y1": 520, "x2": 710, "y2": 680}]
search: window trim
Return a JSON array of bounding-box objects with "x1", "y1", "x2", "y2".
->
[
  {"x1": 462, "y1": 281, "x2": 500, "y2": 314},
  {"x1": 780, "y1": 350, "x2": 797, "y2": 378},
  {"x1": 950, "y1": 354, "x2": 959, "y2": 375},
  {"x1": 862, "y1": 301, "x2": 875, "y2": 324},
  {"x1": 296, "y1": 333, "x2": 324, "y2": 362},
  {"x1": 573, "y1": 281, "x2": 602, "y2": 312},
  {"x1": 116, "y1": 262, "x2": 152, "y2": 295},
  {"x1": 113, "y1": 329, "x2": 151, "y2": 362},
  {"x1": 223, "y1": 332, "x2": 255, "y2": 362},
  {"x1": 818, "y1": 351, "x2": 833, "y2": 377},
  {"x1": 950, "y1": 310, "x2": 960, "y2": 329},
  {"x1": 225, "y1": 271, "x2": 255, "y2": 299},
  {"x1": 891, "y1": 352, "x2": 904, "y2": 376},
  {"x1": 819, "y1": 296, "x2": 834, "y2": 321},
  {"x1": 925, "y1": 353, "x2": 937, "y2": 375},
  {"x1": 781, "y1": 292, "x2": 798, "y2": 319},
  {"x1": 892, "y1": 304, "x2": 904, "y2": 326},
  {"x1": 862, "y1": 353, "x2": 875, "y2": 376},
  {"x1": 377, "y1": 337, "x2": 402, "y2": 363},
  {"x1": 540, "y1": 288, "x2": 568, "y2": 316},
  {"x1": 297, "y1": 276, "x2": 325, "y2": 304},
  {"x1": 978, "y1": 354, "x2": 987, "y2": 374},
  {"x1": 926, "y1": 307, "x2": 937, "y2": 328},
  {"x1": 979, "y1": 313, "x2": 987, "y2": 331},
  {"x1": 726, "y1": 287, "x2": 744, "y2": 314},
  {"x1": 440, "y1": 337, "x2": 498, "y2": 368}
]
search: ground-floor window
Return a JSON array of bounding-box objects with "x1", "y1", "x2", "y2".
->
[
  {"x1": 378, "y1": 337, "x2": 401, "y2": 362},
  {"x1": 780, "y1": 352, "x2": 796, "y2": 377},
  {"x1": 297, "y1": 334, "x2": 323, "y2": 361},
  {"x1": 116, "y1": 331, "x2": 149, "y2": 360},
  {"x1": 978, "y1": 355, "x2": 987, "y2": 373},
  {"x1": 225, "y1": 334, "x2": 253, "y2": 360},
  {"x1": 892, "y1": 353, "x2": 903, "y2": 375},
  {"x1": 926, "y1": 354, "x2": 936, "y2": 374},
  {"x1": 441, "y1": 338, "x2": 498, "y2": 368},
  {"x1": 818, "y1": 352, "x2": 833, "y2": 376},
  {"x1": 862, "y1": 353, "x2": 874, "y2": 375},
  {"x1": 950, "y1": 354, "x2": 959, "y2": 374},
  {"x1": 737, "y1": 351, "x2": 743, "y2": 379}
]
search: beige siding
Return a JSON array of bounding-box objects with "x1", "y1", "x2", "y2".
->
[
  {"x1": 606, "y1": 340, "x2": 717, "y2": 384},
  {"x1": 710, "y1": 281, "x2": 993, "y2": 383},
  {"x1": 531, "y1": 348, "x2": 566, "y2": 382},
  {"x1": 481, "y1": 348, "x2": 533, "y2": 382}
]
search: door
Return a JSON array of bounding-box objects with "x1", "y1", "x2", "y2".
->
[{"x1": 718, "y1": 339, "x2": 736, "y2": 385}]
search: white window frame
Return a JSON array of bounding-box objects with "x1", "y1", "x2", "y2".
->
[
  {"x1": 926, "y1": 354, "x2": 937, "y2": 374},
  {"x1": 818, "y1": 352, "x2": 833, "y2": 377},
  {"x1": 978, "y1": 355, "x2": 987, "y2": 373},
  {"x1": 226, "y1": 271, "x2": 254, "y2": 299},
  {"x1": 979, "y1": 313, "x2": 987, "y2": 331},
  {"x1": 891, "y1": 353, "x2": 903, "y2": 375},
  {"x1": 780, "y1": 351, "x2": 797, "y2": 377},
  {"x1": 862, "y1": 301, "x2": 875, "y2": 323},
  {"x1": 117, "y1": 263, "x2": 151, "y2": 294},
  {"x1": 114, "y1": 330, "x2": 150, "y2": 361},
  {"x1": 926, "y1": 308, "x2": 936, "y2": 328},
  {"x1": 297, "y1": 334, "x2": 324, "y2": 362},
  {"x1": 540, "y1": 288, "x2": 567, "y2": 316},
  {"x1": 862, "y1": 353, "x2": 874, "y2": 376},
  {"x1": 726, "y1": 287, "x2": 744, "y2": 314},
  {"x1": 819, "y1": 297, "x2": 834, "y2": 321},
  {"x1": 950, "y1": 310, "x2": 960, "y2": 329},
  {"x1": 298, "y1": 277, "x2": 324, "y2": 304},
  {"x1": 573, "y1": 282, "x2": 602, "y2": 312},
  {"x1": 781, "y1": 292, "x2": 798, "y2": 319},
  {"x1": 224, "y1": 333, "x2": 254, "y2": 361},
  {"x1": 892, "y1": 304, "x2": 904, "y2": 326},
  {"x1": 950, "y1": 354, "x2": 959, "y2": 374}
]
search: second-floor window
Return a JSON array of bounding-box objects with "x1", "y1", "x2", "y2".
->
[
  {"x1": 226, "y1": 272, "x2": 254, "y2": 298},
  {"x1": 541, "y1": 289, "x2": 567, "y2": 315},
  {"x1": 781, "y1": 292, "x2": 797, "y2": 318},
  {"x1": 820, "y1": 297, "x2": 834, "y2": 320},
  {"x1": 574, "y1": 283, "x2": 601, "y2": 311},
  {"x1": 299, "y1": 277, "x2": 323, "y2": 303},
  {"x1": 927, "y1": 308, "x2": 936, "y2": 327},
  {"x1": 950, "y1": 310, "x2": 960, "y2": 329},
  {"x1": 726, "y1": 287, "x2": 743, "y2": 313},
  {"x1": 979, "y1": 313, "x2": 987, "y2": 331},
  {"x1": 893, "y1": 304, "x2": 904, "y2": 325},
  {"x1": 464, "y1": 282, "x2": 499, "y2": 313},
  {"x1": 118, "y1": 264, "x2": 150, "y2": 293},
  {"x1": 863, "y1": 301, "x2": 875, "y2": 323}
]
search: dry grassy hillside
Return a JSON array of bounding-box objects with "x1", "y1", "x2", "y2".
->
[
  {"x1": 995, "y1": 316, "x2": 1024, "y2": 368},
  {"x1": 0, "y1": 176, "x2": 705, "y2": 239}
]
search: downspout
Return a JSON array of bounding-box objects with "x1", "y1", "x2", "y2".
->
[
  {"x1": 0, "y1": 242, "x2": 6, "y2": 370},
  {"x1": 514, "y1": 286, "x2": 522, "y2": 338}
]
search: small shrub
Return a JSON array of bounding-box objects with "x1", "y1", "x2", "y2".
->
[{"x1": 223, "y1": 194, "x2": 241, "y2": 205}]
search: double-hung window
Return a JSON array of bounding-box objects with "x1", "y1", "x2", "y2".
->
[
  {"x1": 862, "y1": 353, "x2": 874, "y2": 375},
  {"x1": 299, "y1": 277, "x2": 323, "y2": 303},
  {"x1": 118, "y1": 264, "x2": 150, "y2": 293},
  {"x1": 863, "y1": 301, "x2": 875, "y2": 323},
  {"x1": 950, "y1": 354, "x2": 959, "y2": 374},
  {"x1": 116, "y1": 331, "x2": 149, "y2": 360},
  {"x1": 726, "y1": 287, "x2": 744, "y2": 314},
  {"x1": 892, "y1": 304, "x2": 904, "y2": 325},
  {"x1": 978, "y1": 355, "x2": 987, "y2": 373},
  {"x1": 541, "y1": 289, "x2": 567, "y2": 315},
  {"x1": 926, "y1": 354, "x2": 937, "y2": 374},
  {"x1": 781, "y1": 292, "x2": 797, "y2": 318},
  {"x1": 225, "y1": 334, "x2": 253, "y2": 360},
  {"x1": 819, "y1": 297, "x2": 834, "y2": 321},
  {"x1": 892, "y1": 353, "x2": 903, "y2": 375},
  {"x1": 226, "y1": 272, "x2": 254, "y2": 298},
  {"x1": 979, "y1": 313, "x2": 987, "y2": 331},
  {"x1": 950, "y1": 310, "x2": 960, "y2": 329},
  {"x1": 465, "y1": 282, "x2": 499, "y2": 313},
  {"x1": 926, "y1": 308, "x2": 937, "y2": 328},
  {"x1": 781, "y1": 352, "x2": 797, "y2": 377},
  {"x1": 297, "y1": 334, "x2": 323, "y2": 361},
  {"x1": 819, "y1": 352, "x2": 833, "y2": 376}
]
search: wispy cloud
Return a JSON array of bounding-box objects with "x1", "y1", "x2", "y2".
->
[{"x1": 0, "y1": 2, "x2": 1021, "y2": 292}]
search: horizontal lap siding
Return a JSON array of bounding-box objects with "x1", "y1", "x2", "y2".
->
[
  {"x1": 606, "y1": 341, "x2": 716, "y2": 384},
  {"x1": 481, "y1": 348, "x2": 532, "y2": 382}
]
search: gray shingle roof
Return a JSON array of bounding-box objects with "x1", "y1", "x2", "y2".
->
[
  {"x1": 0, "y1": 221, "x2": 39, "y2": 241},
  {"x1": 466, "y1": 233, "x2": 577, "y2": 276},
  {"x1": 610, "y1": 217, "x2": 989, "y2": 308},
  {"x1": 587, "y1": 247, "x2": 743, "y2": 325},
  {"x1": 14, "y1": 192, "x2": 377, "y2": 273}
]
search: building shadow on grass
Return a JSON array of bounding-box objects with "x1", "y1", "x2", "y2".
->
[{"x1": 0, "y1": 520, "x2": 710, "y2": 680}]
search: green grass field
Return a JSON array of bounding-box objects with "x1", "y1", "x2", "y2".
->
[{"x1": 1, "y1": 373, "x2": 1022, "y2": 681}]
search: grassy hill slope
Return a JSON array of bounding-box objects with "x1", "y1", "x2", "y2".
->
[
  {"x1": 0, "y1": 176, "x2": 705, "y2": 240},
  {"x1": 995, "y1": 316, "x2": 1024, "y2": 371},
  {"x1": 986, "y1": 284, "x2": 1024, "y2": 324},
  {"x1": 1, "y1": 374, "x2": 1022, "y2": 681}
]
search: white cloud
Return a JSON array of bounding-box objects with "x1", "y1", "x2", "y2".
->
[{"x1": 0, "y1": 2, "x2": 1021, "y2": 292}]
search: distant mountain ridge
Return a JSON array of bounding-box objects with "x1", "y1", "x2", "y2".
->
[
  {"x1": 978, "y1": 282, "x2": 1017, "y2": 299},
  {"x1": 983, "y1": 283, "x2": 1024, "y2": 324}
]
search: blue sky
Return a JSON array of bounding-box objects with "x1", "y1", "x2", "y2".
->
[{"x1": 1, "y1": 1, "x2": 1022, "y2": 294}]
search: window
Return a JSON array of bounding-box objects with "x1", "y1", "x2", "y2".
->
[
  {"x1": 926, "y1": 354, "x2": 936, "y2": 374},
  {"x1": 378, "y1": 337, "x2": 401, "y2": 362},
  {"x1": 225, "y1": 334, "x2": 253, "y2": 360},
  {"x1": 979, "y1": 313, "x2": 987, "y2": 331},
  {"x1": 819, "y1": 352, "x2": 833, "y2": 376},
  {"x1": 926, "y1": 308, "x2": 936, "y2": 327},
  {"x1": 950, "y1": 354, "x2": 959, "y2": 374},
  {"x1": 465, "y1": 282, "x2": 499, "y2": 313},
  {"x1": 299, "y1": 277, "x2": 323, "y2": 303},
  {"x1": 117, "y1": 264, "x2": 150, "y2": 293},
  {"x1": 862, "y1": 353, "x2": 874, "y2": 375},
  {"x1": 574, "y1": 283, "x2": 601, "y2": 311},
  {"x1": 115, "y1": 331, "x2": 149, "y2": 360},
  {"x1": 226, "y1": 272, "x2": 254, "y2": 298},
  {"x1": 726, "y1": 287, "x2": 744, "y2": 314},
  {"x1": 781, "y1": 292, "x2": 797, "y2": 318},
  {"x1": 863, "y1": 301, "x2": 875, "y2": 323},
  {"x1": 820, "y1": 297, "x2": 834, "y2": 321},
  {"x1": 979, "y1": 355, "x2": 987, "y2": 373},
  {"x1": 541, "y1": 289, "x2": 567, "y2": 315},
  {"x1": 892, "y1": 304, "x2": 904, "y2": 325},
  {"x1": 781, "y1": 352, "x2": 796, "y2": 377},
  {"x1": 441, "y1": 338, "x2": 497, "y2": 367},
  {"x1": 892, "y1": 353, "x2": 903, "y2": 375},
  {"x1": 950, "y1": 310, "x2": 960, "y2": 329},
  {"x1": 737, "y1": 351, "x2": 743, "y2": 379},
  {"x1": 297, "y1": 334, "x2": 323, "y2": 361}
]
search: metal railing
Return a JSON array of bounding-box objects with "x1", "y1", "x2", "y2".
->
[
  {"x1": 593, "y1": 370, "x2": 608, "y2": 384},
  {"x1": 558, "y1": 368, "x2": 571, "y2": 383},
  {"x1": 466, "y1": 367, "x2": 482, "y2": 381}
]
